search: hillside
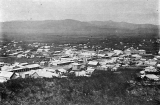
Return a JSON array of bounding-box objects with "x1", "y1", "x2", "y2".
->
[
  {"x1": 1, "y1": 70, "x2": 160, "y2": 105},
  {"x1": 0, "y1": 19, "x2": 159, "y2": 37}
]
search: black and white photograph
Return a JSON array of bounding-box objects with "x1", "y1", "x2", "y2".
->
[{"x1": 0, "y1": 0, "x2": 160, "y2": 105}]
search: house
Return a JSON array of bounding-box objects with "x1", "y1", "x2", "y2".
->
[
  {"x1": 145, "y1": 59, "x2": 157, "y2": 66},
  {"x1": 107, "y1": 52, "x2": 115, "y2": 57},
  {"x1": 157, "y1": 64, "x2": 160, "y2": 68},
  {"x1": 111, "y1": 67, "x2": 118, "y2": 71},
  {"x1": 155, "y1": 56, "x2": 160, "y2": 60},
  {"x1": 55, "y1": 68, "x2": 67, "y2": 77},
  {"x1": 106, "y1": 64, "x2": 115, "y2": 68},
  {"x1": 80, "y1": 51, "x2": 96, "y2": 58},
  {"x1": 31, "y1": 70, "x2": 59, "y2": 78},
  {"x1": 40, "y1": 61, "x2": 46, "y2": 66},
  {"x1": 102, "y1": 59, "x2": 115, "y2": 64},
  {"x1": 138, "y1": 50, "x2": 146, "y2": 55},
  {"x1": 57, "y1": 68, "x2": 67, "y2": 73},
  {"x1": 17, "y1": 54, "x2": 24, "y2": 58},
  {"x1": 72, "y1": 63, "x2": 81, "y2": 71},
  {"x1": 75, "y1": 70, "x2": 86, "y2": 76},
  {"x1": 19, "y1": 63, "x2": 28, "y2": 66},
  {"x1": 113, "y1": 50, "x2": 123, "y2": 56},
  {"x1": 88, "y1": 61, "x2": 99, "y2": 67},
  {"x1": 37, "y1": 48, "x2": 50, "y2": 52},
  {"x1": 140, "y1": 58, "x2": 146, "y2": 62},
  {"x1": 144, "y1": 66, "x2": 157, "y2": 72},
  {"x1": 97, "y1": 54, "x2": 106, "y2": 57},
  {"x1": 64, "y1": 49, "x2": 74, "y2": 56},
  {"x1": 51, "y1": 60, "x2": 73, "y2": 66},
  {"x1": 125, "y1": 48, "x2": 139, "y2": 55},
  {"x1": 140, "y1": 71, "x2": 145, "y2": 75},
  {"x1": 43, "y1": 48, "x2": 50, "y2": 52},
  {"x1": 86, "y1": 67, "x2": 95, "y2": 75},
  {"x1": 0, "y1": 62, "x2": 4, "y2": 67},
  {"x1": 70, "y1": 63, "x2": 87, "y2": 76},
  {"x1": 131, "y1": 54, "x2": 142, "y2": 60},
  {"x1": 139, "y1": 66, "x2": 158, "y2": 79},
  {"x1": 97, "y1": 65, "x2": 108, "y2": 71},
  {"x1": 20, "y1": 70, "x2": 35, "y2": 78},
  {"x1": 9, "y1": 64, "x2": 41, "y2": 76},
  {"x1": 131, "y1": 49, "x2": 139, "y2": 54},
  {"x1": 0, "y1": 71, "x2": 19, "y2": 82},
  {"x1": 136, "y1": 61, "x2": 144, "y2": 66},
  {"x1": 0, "y1": 77, "x2": 7, "y2": 83},
  {"x1": 145, "y1": 74, "x2": 159, "y2": 81},
  {"x1": 44, "y1": 46, "x2": 50, "y2": 49},
  {"x1": 124, "y1": 49, "x2": 131, "y2": 55},
  {"x1": 45, "y1": 68, "x2": 56, "y2": 73},
  {"x1": 1, "y1": 65, "x2": 13, "y2": 71}
]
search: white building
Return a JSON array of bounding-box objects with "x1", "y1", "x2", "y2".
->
[
  {"x1": 88, "y1": 61, "x2": 99, "y2": 67},
  {"x1": 0, "y1": 71, "x2": 19, "y2": 82},
  {"x1": 86, "y1": 67, "x2": 95, "y2": 75},
  {"x1": 138, "y1": 50, "x2": 146, "y2": 55},
  {"x1": 72, "y1": 63, "x2": 81, "y2": 71},
  {"x1": 75, "y1": 70, "x2": 86, "y2": 76},
  {"x1": 145, "y1": 74, "x2": 159, "y2": 81},
  {"x1": 144, "y1": 66, "x2": 157, "y2": 72},
  {"x1": 31, "y1": 70, "x2": 59, "y2": 78},
  {"x1": 113, "y1": 50, "x2": 123, "y2": 55},
  {"x1": 131, "y1": 54, "x2": 142, "y2": 60}
]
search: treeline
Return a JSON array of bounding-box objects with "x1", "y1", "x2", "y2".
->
[{"x1": 0, "y1": 70, "x2": 160, "y2": 105}]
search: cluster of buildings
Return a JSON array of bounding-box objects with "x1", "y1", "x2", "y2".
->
[
  {"x1": 0, "y1": 40, "x2": 160, "y2": 84},
  {"x1": 139, "y1": 56, "x2": 160, "y2": 81}
]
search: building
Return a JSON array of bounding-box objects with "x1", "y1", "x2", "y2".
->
[
  {"x1": 0, "y1": 71, "x2": 19, "y2": 82},
  {"x1": 86, "y1": 67, "x2": 95, "y2": 75},
  {"x1": 124, "y1": 49, "x2": 131, "y2": 55},
  {"x1": 145, "y1": 74, "x2": 159, "y2": 81},
  {"x1": 131, "y1": 54, "x2": 142, "y2": 60},
  {"x1": 9, "y1": 64, "x2": 41, "y2": 77},
  {"x1": 145, "y1": 59, "x2": 157, "y2": 66},
  {"x1": 72, "y1": 63, "x2": 81, "y2": 71},
  {"x1": 50, "y1": 60, "x2": 73, "y2": 66},
  {"x1": 20, "y1": 70, "x2": 35, "y2": 78},
  {"x1": 113, "y1": 50, "x2": 123, "y2": 56},
  {"x1": 144, "y1": 66, "x2": 158, "y2": 73},
  {"x1": 157, "y1": 64, "x2": 160, "y2": 69},
  {"x1": 88, "y1": 61, "x2": 99, "y2": 67},
  {"x1": 75, "y1": 70, "x2": 86, "y2": 76},
  {"x1": 31, "y1": 70, "x2": 58, "y2": 78},
  {"x1": 138, "y1": 50, "x2": 146, "y2": 55}
]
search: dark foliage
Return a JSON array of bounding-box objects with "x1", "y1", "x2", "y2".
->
[{"x1": 0, "y1": 70, "x2": 160, "y2": 105}]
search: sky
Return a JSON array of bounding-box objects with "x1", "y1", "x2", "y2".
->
[{"x1": 0, "y1": 0, "x2": 159, "y2": 24}]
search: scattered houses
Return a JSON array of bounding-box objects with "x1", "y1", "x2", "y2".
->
[{"x1": 0, "y1": 40, "x2": 160, "y2": 83}]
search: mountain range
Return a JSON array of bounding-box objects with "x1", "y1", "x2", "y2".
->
[{"x1": 0, "y1": 19, "x2": 159, "y2": 38}]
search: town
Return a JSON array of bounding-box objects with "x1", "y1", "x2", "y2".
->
[
  {"x1": 0, "y1": 38, "x2": 160, "y2": 86},
  {"x1": 0, "y1": 0, "x2": 159, "y2": 104}
]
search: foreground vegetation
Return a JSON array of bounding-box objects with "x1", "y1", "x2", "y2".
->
[{"x1": 0, "y1": 70, "x2": 160, "y2": 105}]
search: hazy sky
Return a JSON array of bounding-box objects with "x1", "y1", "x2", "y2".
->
[{"x1": 0, "y1": 0, "x2": 159, "y2": 24}]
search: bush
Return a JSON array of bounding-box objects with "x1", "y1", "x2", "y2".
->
[{"x1": 0, "y1": 70, "x2": 159, "y2": 105}]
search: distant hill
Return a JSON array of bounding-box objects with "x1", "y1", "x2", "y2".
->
[
  {"x1": 0, "y1": 19, "x2": 159, "y2": 38},
  {"x1": 89, "y1": 20, "x2": 158, "y2": 30}
]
